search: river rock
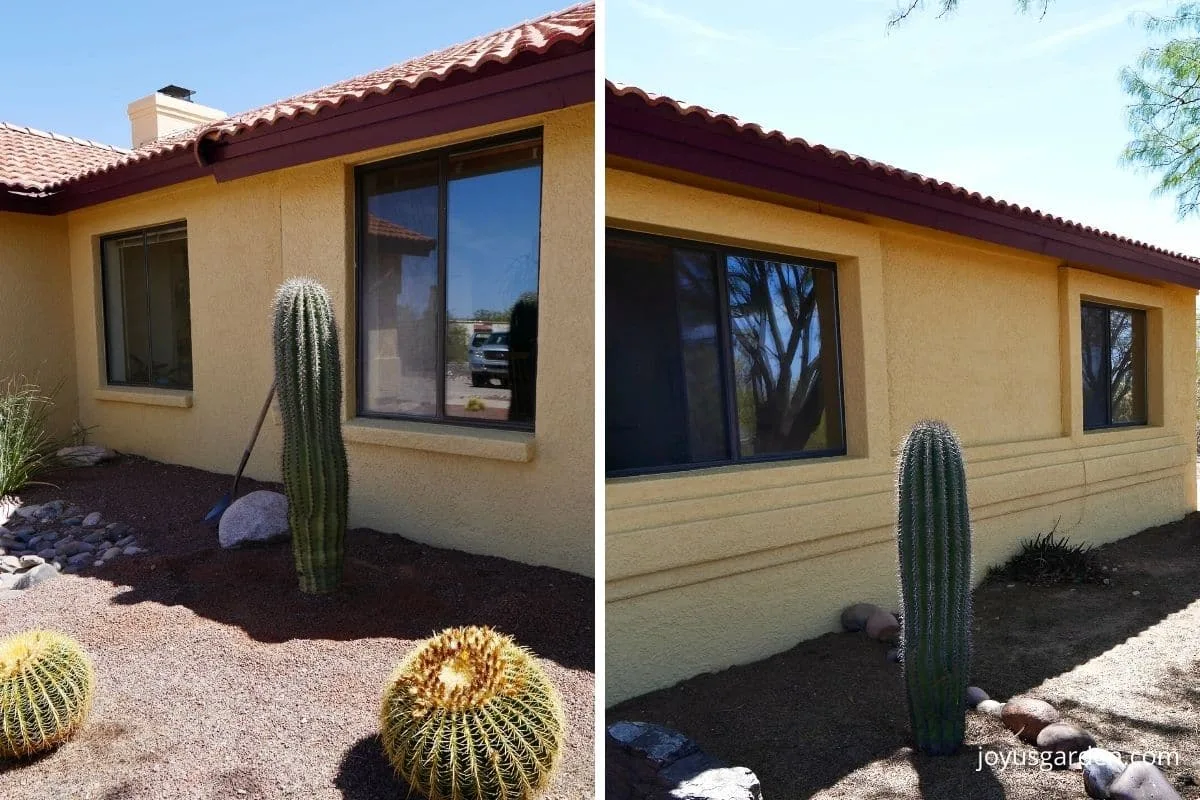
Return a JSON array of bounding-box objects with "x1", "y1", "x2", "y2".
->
[
  {"x1": 56, "y1": 445, "x2": 117, "y2": 467},
  {"x1": 840, "y1": 603, "x2": 880, "y2": 632},
  {"x1": 1001, "y1": 696, "x2": 1060, "y2": 742},
  {"x1": 1081, "y1": 748, "x2": 1127, "y2": 798},
  {"x1": 1108, "y1": 761, "x2": 1181, "y2": 800}
]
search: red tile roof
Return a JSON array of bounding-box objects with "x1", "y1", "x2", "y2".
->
[
  {"x1": 366, "y1": 214, "x2": 436, "y2": 253},
  {"x1": 0, "y1": 123, "x2": 128, "y2": 193},
  {"x1": 608, "y1": 82, "x2": 1200, "y2": 268},
  {"x1": 0, "y1": 2, "x2": 593, "y2": 195}
]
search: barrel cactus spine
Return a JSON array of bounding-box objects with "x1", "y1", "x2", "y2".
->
[
  {"x1": 273, "y1": 278, "x2": 349, "y2": 594},
  {"x1": 0, "y1": 630, "x2": 95, "y2": 759},
  {"x1": 896, "y1": 419, "x2": 973, "y2": 756},
  {"x1": 380, "y1": 626, "x2": 564, "y2": 800}
]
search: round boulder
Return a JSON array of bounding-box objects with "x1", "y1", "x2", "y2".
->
[
  {"x1": 976, "y1": 699, "x2": 1004, "y2": 717},
  {"x1": 1081, "y1": 748, "x2": 1127, "y2": 799},
  {"x1": 840, "y1": 603, "x2": 880, "y2": 632},
  {"x1": 1001, "y1": 696, "x2": 1059, "y2": 743},
  {"x1": 865, "y1": 609, "x2": 900, "y2": 642},
  {"x1": 1036, "y1": 723, "x2": 1096, "y2": 767},
  {"x1": 1108, "y1": 761, "x2": 1181, "y2": 800},
  {"x1": 965, "y1": 686, "x2": 989, "y2": 708},
  {"x1": 218, "y1": 491, "x2": 291, "y2": 549}
]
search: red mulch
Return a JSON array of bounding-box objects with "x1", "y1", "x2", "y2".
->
[{"x1": 0, "y1": 456, "x2": 594, "y2": 799}]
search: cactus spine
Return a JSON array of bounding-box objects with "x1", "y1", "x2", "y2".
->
[
  {"x1": 0, "y1": 630, "x2": 94, "y2": 759},
  {"x1": 273, "y1": 278, "x2": 349, "y2": 594},
  {"x1": 380, "y1": 626, "x2": 564, "y2": 800},
  {"x1": 896, "y1": 420, "x2": 973, "y2": 755}
]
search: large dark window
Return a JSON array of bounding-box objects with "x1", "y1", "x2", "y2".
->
[
  {"x1": 1081, "y1": 301, "x2": 1148, "y2": 430},
  {"x1": 607, "y1": 230, "x2": 846, "y2": 475},
  {"x1": 100, "y1": 223, "x2": 192, "y2": 389},
  {"x1": 356, "y1": 133, "x2": 542, "y2": 429}
]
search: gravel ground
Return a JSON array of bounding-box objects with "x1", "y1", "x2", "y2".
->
[
  {"x1": 0, "y1": 457, "x2": 594, "y2": 799},
  {"x1": 610, "y1": 512, "x2": 1200, "y2": 799}
]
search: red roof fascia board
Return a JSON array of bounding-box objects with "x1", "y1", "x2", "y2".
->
[
  {"x1": 205, "y1": 47, "x2": 593, "y2": 183},
  {"x1": 0, "y1": 191, "x2": 53, "y2": 215},
  {"x1": 607, "y1": 84, "x2": 1200, "y2": 289}
]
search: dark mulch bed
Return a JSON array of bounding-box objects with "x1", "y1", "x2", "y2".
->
[
  {"x1": 610, "y1": 512, "x2": 1200, "y2": 799},
  {"x1": 0, "y1": 456, "x2": 594, "y2": 799}
]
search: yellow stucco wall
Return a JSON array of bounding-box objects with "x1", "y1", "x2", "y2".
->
[
  {"x1": 59, "y1": 104, "x2": 594, "y2": 575},
  {"x1": 0, "y1": 212, "x2": 77, "y2": 437},
  {"x1": 605, "y1": 166, "x2": 1198, "y2": 702}
]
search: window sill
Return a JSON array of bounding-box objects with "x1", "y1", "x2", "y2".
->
[
  {"x1": 341, "y1": 418, "x2": 534, "y2": 462},
  {"x1": 93, "y1": 386, "x2": 193, "y2": 408}
]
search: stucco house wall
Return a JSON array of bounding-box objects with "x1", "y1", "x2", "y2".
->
[
  {"x1": 0, "y1": 212, "x2": 78, "y2": 437},
  {"x1": 605, "y1": 166, "x2": 1197, "y2": 702},
  {"x1": 48, "y1": 103, "x2": 594, "y2": 576}
]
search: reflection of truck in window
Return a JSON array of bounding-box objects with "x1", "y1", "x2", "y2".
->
[
  {"x1": 465, "y1": 322, "x2": 509, "y2": 387},
  {"x1": 471, "y1": 331, "x2": 510, "y2": 387}
]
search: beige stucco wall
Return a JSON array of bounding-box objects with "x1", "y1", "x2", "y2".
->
[
  {"x1": 61, "y1": 104, "x2": 594, "y2": 575},
  {"x1": 606, "y1": 166, "x2": 1198, "y2": 702},
  {"x1": 0, "y1": 212, "x2": 78, "y2": 437}
]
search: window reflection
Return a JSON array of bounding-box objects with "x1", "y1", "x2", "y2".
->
[
  {"x1": 727, "y1": 256, "x2": 843, "y2": 457},
  {"x1": 358, "y1": 136, "x2": 541, "y2": 428},
  {"x1": 445, "y1": 142, "x2": 541, "y2": 424},
  {"x1": 101, "y1": 224, "x2": 191, "y2": 389},
  {"x1": 1081, "y1": 302, "x2": 1147, "y2": 429},
  {"x1": 360, "y1": 160, "x2": 439, "y2": 417}
]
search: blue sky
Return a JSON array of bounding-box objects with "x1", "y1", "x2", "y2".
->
[
  {"x1": 1, "y1": 0, "x2": 564, "y2": 147},
  {"x1": 606, "y1": 0, "x2": 1198, "y2": 257}
]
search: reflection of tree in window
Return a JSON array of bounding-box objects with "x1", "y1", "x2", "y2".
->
[
  {"x1": 726, "y1": 256, "x2": 842, "y2": 456},
  {"x1": 1081, "y1": 302, "x2": 1147, "y2": 429}
]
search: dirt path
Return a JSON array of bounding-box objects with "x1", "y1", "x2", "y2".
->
[
  {"x1": 0, "y1": 457, "x2": 594, "y2": 799},
  {"x1": 610, "y1": 512, "x2": 1200, "y2": 799}
]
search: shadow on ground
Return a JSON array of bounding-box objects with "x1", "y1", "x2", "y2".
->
[
  {"x1": 15, "y1": 457, "x2": 594, "y2": 672},
  {"x1": 334, "y1": 737, "x2": 412, "y2": 800},
  {"x1": 609, "y1": 512, "x2": 1200, "y2": 799}
]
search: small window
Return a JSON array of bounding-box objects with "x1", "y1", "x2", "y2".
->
[
  {"x1": 1081, "y1": 301, "x2": 1148, "y2": 430},
  {"x1": 356, "y1": 132, "x2": 542, "y2": 429},
  {"x1": 100, "y1": 223, "x2": 192, "y2": 389},
  {"x1": 606, "y1": 229, "x2": 846, "y2": 475}
]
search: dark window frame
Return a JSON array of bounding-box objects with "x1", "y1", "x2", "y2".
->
[
  {"x1": 353, "y1": 128, "x2": 544, "y2": 432},
  {"x1": 98, "y1": 221, "x2": 192, "y2": 390},
  {"x1": 606, "y1": 228, "x2": 849, "y2": 478},
  {"x1": 1081, "y1": 300, "x2": 1149, "y2": 431}
]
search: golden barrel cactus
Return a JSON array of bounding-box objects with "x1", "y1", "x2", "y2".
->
[
  {"x1": 380, "y1": 626, "x2": 564, "y2": 800},
  {"x1": 0, "y1": 630, "x2": 94, "y2": 759}
]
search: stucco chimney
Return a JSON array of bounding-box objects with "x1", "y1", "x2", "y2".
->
[{"x1": 127, "y1": 86, "x2": 225, "y2": 148}]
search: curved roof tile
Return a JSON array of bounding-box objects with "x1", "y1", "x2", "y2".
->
[
  {"x1": 609, "y1": 81, "x2": 1200, "y2": 266},
  {"x1": 2, "y1": 3, "x2": 594, "y2": 194},
  {"x1": 0, "y1": 123, "x2": 129, "y2": 193}
]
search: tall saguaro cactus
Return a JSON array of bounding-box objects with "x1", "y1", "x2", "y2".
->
[
  {"x1": 896, "y1": 419, "x2": 973, "y2": 755},
  {"x1": 273, "y1": 278, "x2": 348, "y2": 594}
]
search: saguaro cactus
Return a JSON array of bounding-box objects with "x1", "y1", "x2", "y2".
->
[
  {"x1": 896, "y1": 419, "x2": 973, "y2": 755},
  {"x1": 273, "y1": 278, "x2": 348, "y2": 594}
]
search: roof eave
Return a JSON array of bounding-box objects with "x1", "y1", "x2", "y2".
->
[
  {"x1": 18, "y1": 37, "x2": 592, "y2": 214},
  {"x1": 607, "y1": 87, "x2": 1200, "y2": 290}
]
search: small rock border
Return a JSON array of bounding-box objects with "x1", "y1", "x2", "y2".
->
[
  {"x1": 840, "y1": 601, "x2": 1184, "y2": 800},
  {"x1": 0, "y1": 499, "x2": 147, "y2": 591},
  {"x1": 606, "y1": 721, "x2": 763, "y2": 800}
]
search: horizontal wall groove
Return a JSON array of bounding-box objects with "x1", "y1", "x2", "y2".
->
[{"x1": 608, "y1": 463, "x2": 1191, "y2": 595}]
